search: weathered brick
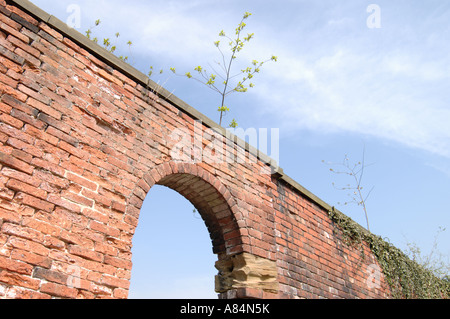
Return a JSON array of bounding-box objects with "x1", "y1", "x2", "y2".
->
[
  {"x1": 10, "y1": 147, "x2": 32, "y2": 164},
  {"x1": 15, "y1": 47, "x2": 41, "y2": 67},
  {"x1": 0, "y1": 112, "x2": 22, "y2": 128},
  {"x1": 113, "y1": 288, "x2": 128, "y2": 299},
  {"x1": 0, "y1": 270, "x2": 40, "y2": 290},
  {"x1": 0, "y1": 152, "x2": 34, "y2": 174},
  {"x1": 5, "y1": 286, "x2": 51, "y2": 299},
  {"x1": 65, "y1": 172, "x2": 98, "y2": 191},
  {"x1": 0, "y1": 68, "x2": 18, "y2": 87},
  {"x1": 3, "y1": 219, "x2": 47, "y2": 241},
  {"x1": 1, "y1": 93, "x2": 33, "y2": 114},
  {"x1": 101, "y1": 274, "x2": 129, "y2": 289},
  {"x1": 39, "y1": 23, "x2": 63, "y2": 42},
  {"x1": 11, "y1": 248, "x2": 52, "y2": 268},
  {"x1": 89, "y1": 220, "x2": 120, "y2": 238},
  {"x1": 7, "y1": 34, "x2": 39, "y2": 57},
  {"x1": 31, "y1": 157, "x2": 65, "y2": 177},
  {"x1": 7, "y1": 178, "x2": 47, "y2": 199},
  {"x1": 68, "y1": 245, "x2": 103, "y2": 263},
  {"x1": 0, "y1": 254, "x2": 33, "y2": 275},
  {"x1": 15, "y1": 192, "x2": 54, "y2": 213},
  {"x1": 0, "y1": 23, "x2": 29, "y2": 43},
  {"x1": 46, "y1": 126, "x2": 78, "y2": 147},
  {"x1": 58, "y1": 140, "x2": 88, "y2": 160},
  {"x1": 27, "y1": 96, "x2": 61, "y2": 120},
  {"x1": 97, "y1": 68, "x2": 123, "y2": 87},
  {"x1": 40, "y1": 87, "x2": 72, "y2": 109},
  {"x1": 19, "y1": 84, "x2": 50, "y2": 105},
  {"x1": 9, "y1": 12, "x2": 39, "y2": 33},
  {"x1": 0, "y1": 42, "x2": 24, "y2": 64},
  {"x1": 47, "y1": 193, "x2": 82, "y2": 213},
  {"x1": 104, "y1": 255, "x2": 131, "y2": 270},
  {"x1": 33, "y1": 267, "x2": 67, "y2": 284},
  {"x1": 8, "y1": 236, "x2": 49, "y2": 256},
  {"x1": 0, "y1": 206, "x2": 20, "y2": 223},
  {"x1": 0, "y1": 81, "x2": 27, "y2": 101},
  {"x1": 10, "y1": 108, "x2": 45, "y2": 130},
  {"x1": 6, "y1": 6, "x2": 38, "y2": 27},
  {"x1": 0, "y1": 6, "x2": 18, "y2": 28},
  {"x1": 40, "y1": 281, "x2": 77, "y2": 298},
  {"x1": 62, "y1": 190, "x2": 94, "y2": 208},
  {"x1": 37, "y1": 112, "x2": 70, "y2": 132},
  {"x1": 81, "y1": 188, "x2": 112, "y2": 208}
]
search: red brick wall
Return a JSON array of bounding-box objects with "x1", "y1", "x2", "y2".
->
[
  {"x1": 0, "y1": 0, "x2": 392, "y2": 299},
  {"x1": 273, "y1": 179, "x2": 391, "y2": 298}
]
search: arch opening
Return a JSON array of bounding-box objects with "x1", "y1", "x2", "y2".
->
[
  {"x1": 128, "y1": 185, "x2": 218, "y2": 298},
  {"x1": 127, "y1": 163, "x2": 243, "y2": 298}
]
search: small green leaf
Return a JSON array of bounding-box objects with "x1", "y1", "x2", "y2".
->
[{"x1": 218, "y1": 106, "x2": 229, "y2": 112}]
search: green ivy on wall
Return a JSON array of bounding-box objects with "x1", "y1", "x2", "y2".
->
[{"x1": 328, "y1": 207, "x2": 450, "y2": 299}]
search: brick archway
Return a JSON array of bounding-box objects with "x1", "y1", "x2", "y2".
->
[{"x1": 126, "y1": 162, "x2": 242, "y2": 257}]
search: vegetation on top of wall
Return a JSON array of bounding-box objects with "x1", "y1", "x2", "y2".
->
[
  {"x1": 83, "y1": 13, "x2": 277, "y2": 129},
  {"x1": 168, "y1": 12, "x2": 277, "y2": 128},
  {"x1": 328, "y1": 207, "x2": 450, "y2": 299}
]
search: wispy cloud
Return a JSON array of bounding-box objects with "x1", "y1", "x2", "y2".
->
[{"x1": 249, "y1": 2, "x2": 450, "y2": 159}]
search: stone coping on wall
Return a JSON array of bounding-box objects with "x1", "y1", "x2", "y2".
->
[{"x1": 7, "y1": 0, "x2": 368, "y2": 236}]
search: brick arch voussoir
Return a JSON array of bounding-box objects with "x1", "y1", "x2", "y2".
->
[{"x1": 125, "y1": 161, "x2": 243, "y2": 256}]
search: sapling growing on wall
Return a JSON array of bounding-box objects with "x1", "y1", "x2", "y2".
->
[
  {"x1": 84, "y1": 19, "x2": 172, "y2": 101},
  {"x1": 323, "y1": 148, "x2": 374, "y2": 231},
  {"x1": 168, "y1": 12, "x2": 277, "y2": 128},
  {"x1": 85, "y1": 19, "x2": 133, "y2": 63}
]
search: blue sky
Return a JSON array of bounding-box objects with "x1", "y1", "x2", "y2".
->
[{"x1": 29, "y1": 0, "x2": 450, "y2": 298}]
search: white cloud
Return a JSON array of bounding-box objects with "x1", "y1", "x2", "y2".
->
[{"x1": 253, "y1": 36, "x2": 450, "y2": 158}]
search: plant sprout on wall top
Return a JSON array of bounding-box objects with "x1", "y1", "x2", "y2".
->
[
  {"x1": 323, "y1": 148, "x2": 374, "y2": 231},
  {"x1": 169, "y1": 12, "x2": 277, "y2": 128}
]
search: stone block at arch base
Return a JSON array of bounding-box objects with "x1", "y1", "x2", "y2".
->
[{"x1": 215, "y1": 252, "x2": 279, "y2": 299}]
